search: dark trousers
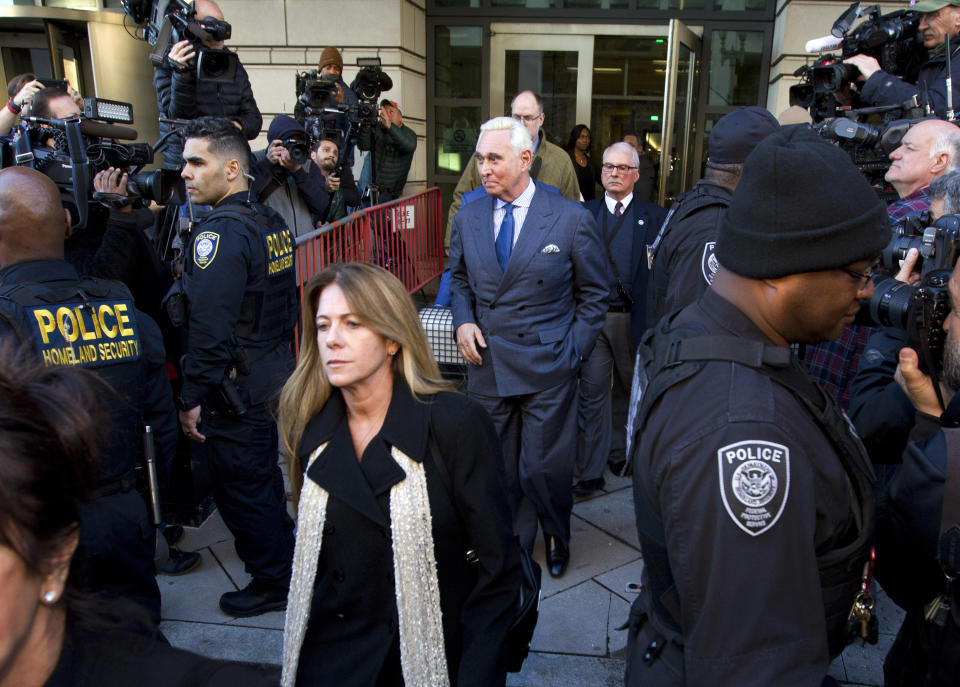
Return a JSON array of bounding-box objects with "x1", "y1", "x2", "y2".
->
[
  {"x1": 77, "y1": 490, "x2": 161, "y2": 630},
  {"x1": 199, "y1": 404, "x2": 295, "y2": 584},
  {"x1": 472, "y1": 376, "x2": 578, "y2": 551},
  {"x1": 576, "y1": 311, "x2": 633, "y2": 480},
  {"x1": 884, "y1": 606, "x2": 960, "y2": 687}
]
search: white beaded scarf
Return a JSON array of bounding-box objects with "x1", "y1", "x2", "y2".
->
[{"x1": 281, "y1": 442, "x2": 450, "y2": 687}]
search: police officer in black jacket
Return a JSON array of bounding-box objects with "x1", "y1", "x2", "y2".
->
[
  {"x1": 626, "y1": 126, "x2": 888, "y2": 686},
  {"x1": 0, "y1": 167, "x2": 177, "y2": 632},
  {"x1": 153, "y1": 0, "x2": 262, "y2": 170},
  {"x1": 176, "y1": 117, "x2": 296, "y2": 617},
  {"x1": 645, "y1": 107, "x2": 779, "y2": 335}
]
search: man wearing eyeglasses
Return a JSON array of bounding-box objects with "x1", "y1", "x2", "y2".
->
[
  {"x1": 443, "y1": 90, "x2": 579, "y2": 251},
  {"x1": 626, "y1": 125, "x2": 886, "y2": 687},
  {"x1": 574, "y1": 143, "x2": 666, "y2": 495}
]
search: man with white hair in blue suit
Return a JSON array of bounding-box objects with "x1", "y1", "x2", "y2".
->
[{"x1": 448, "y1": 116, "x2": 608, "y2": 577}]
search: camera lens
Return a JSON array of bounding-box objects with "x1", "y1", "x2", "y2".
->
[
  {"x1": 868, "y1": 277, "x2": 916, "y2": 329},
  {"x1": 881, "y1": 234, "x2": 924, "y2": 272}
]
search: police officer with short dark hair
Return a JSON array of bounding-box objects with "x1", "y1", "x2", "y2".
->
[
  {"x1": 625, "y1": 125, "x2": 888, "y2": 685},
  {"x1": 0, "y1": 166, "x2": 176, "y2": 632},
  {"x1": 644, "y1": 107, "x2": 779, "y2": 338},
  {"x1": 176, "y1": 116, "x2": 296, "y2": 617}
]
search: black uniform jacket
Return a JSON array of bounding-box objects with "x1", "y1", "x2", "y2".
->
[
  {"x1": 647, "y1": 180, "x2": 732, "y2": 327},
  {"x1": 294, "y1": 378, "x2": 521, "y2": 687},
  {"x1": 180, "y1": 193, "x2": 295, "y2": 409},
  {"x1": 634, "y1": 289, "x2": 863, "y2": 686}
]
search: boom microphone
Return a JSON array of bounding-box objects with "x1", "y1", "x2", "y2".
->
[
  {"x1": 805, "y1": 35, "x2": 845, "y2": 53},
  {"x1": 79, "y1": 119, "x2": 139, "y2": 141}
]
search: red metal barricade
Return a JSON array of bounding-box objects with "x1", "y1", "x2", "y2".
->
[{"x1": 292, "y1": 187, "x2": 444, "y2": 353}]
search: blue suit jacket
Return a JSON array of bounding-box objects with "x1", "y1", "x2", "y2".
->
[
  {"x1": 583, "y1": 195, "x2": 667, "y2": 347},
  {"x1": 449, "y1": 181, "x2": 608, "y2": 397}
]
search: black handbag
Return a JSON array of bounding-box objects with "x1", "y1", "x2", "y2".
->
[{"x1": 426, "y1": 428, "x2": 542, "y2": 673}]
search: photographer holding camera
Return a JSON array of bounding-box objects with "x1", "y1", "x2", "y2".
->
[
  {"x1": 26, "y1": 87, "x2": 172, "y2": 323},
  {"x1": 153, "y1": 0, "x2": 261, "y2": 170},
  {"x1": 357, "y1": 99, "x2": 416, "y2": 203},
  {"x1": 848, "y1": 261, "x2": 960, "y2": 686},
  {"x1": 251, "y1": 115, "x2": 329, "y2": 238},
  {"x1": 846, "y1": 0, "x2": 960, "y2": 118}
]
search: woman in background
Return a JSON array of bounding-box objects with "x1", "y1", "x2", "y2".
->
[
  {"x1": 278, "y1": 262, "x2": 520, "y2": 687},
  {"x1": 567, "y1": 123, "x2": 598, "y2": 201}
]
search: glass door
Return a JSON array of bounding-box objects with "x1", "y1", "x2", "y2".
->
[
  {"x1": 489, "y1": 30, "x2": 593, "y2": 147},
  {"x1": 659, "y1": 19, "x2": 701, "y2": 207}
]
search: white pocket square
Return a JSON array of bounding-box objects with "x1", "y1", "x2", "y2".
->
[{"x1": 541, "y1": 244, "x2": 560, "y2": 254}]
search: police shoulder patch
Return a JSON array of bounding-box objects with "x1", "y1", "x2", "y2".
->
[
  {"x1": 193, "y1": 231, "x2": 220, "y2": 270},
  {"x1": 717, "y1": 439, "x2": 790, "y2": 536},
  {"x1": 701, "y1": 241, "x2": 718, "y2": 285}
]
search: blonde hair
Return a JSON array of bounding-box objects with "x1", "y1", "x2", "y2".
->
[{"x1": 278, "y1": 262, "x2": 450, "y2": 507}]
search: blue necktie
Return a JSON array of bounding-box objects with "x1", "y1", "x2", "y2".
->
[{"x1": 496, "y1": 203, "x2": 515, "y2": 272}]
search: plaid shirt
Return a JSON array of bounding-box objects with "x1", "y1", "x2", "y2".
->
[
  {"x1": 802, "y1": 323, "x2": 872, "y2": 411},
  {"x1": 887, "y1": 186, "x2": 930, "y2": 221}
]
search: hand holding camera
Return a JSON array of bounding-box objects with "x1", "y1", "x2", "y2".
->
[
  {"x1": 267, "y1": 139, "x2": 302, "y2": 173},
  {"x1": 167, "y1": 39, "x2": 196, "y2": 70},
  {"x1": 895, "y1": 346, "x2": 952, "y2": 417},
  {"x1": 325, "y1": 174, "x2": 341, "y2": 192}
]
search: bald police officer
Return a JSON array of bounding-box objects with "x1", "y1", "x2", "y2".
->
[
  {"x1": 176, "y1": 117, "x2": 296, "y2": 617},
  {"x1": 0, "y1": 167, "x2": 176, "y2": 631},
  {"x1": 626, "y1": 126, "x2": 885, "y2": 685}
]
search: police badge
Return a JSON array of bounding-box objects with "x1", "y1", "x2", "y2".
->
[
  {"x1": 193, "y1": 231, "x2": 220, "y2": 270},
  {"x1": 701, "y1": 241, "x2": 719, "y2": 285},
  {"x1": 717, "y1": 440, "x2": 790, "y2": 536}
]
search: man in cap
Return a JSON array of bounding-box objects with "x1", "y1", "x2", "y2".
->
[
  {"x1": 316, "y1": 46, "x2": 359, "y2": 167},
  {"x1": 444, "y1": 91, "x2": 580, "y2": 250},
  {"x1": 251, "y1": 114, "x2": 330, "y2": 237},
  {"x1": 644, "y1": 106, "x2": 779, "y2": 337},
  {"x1": 625, "y1": 125, "x2": 885, "y2": 685},
  {"x1": 846, "y1": 1, "x2": 960, "y2": 118}
]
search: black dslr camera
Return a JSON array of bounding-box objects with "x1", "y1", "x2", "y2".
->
[
  {"x1": 869, "y1": 269, "x2": 952, "y2": 376},
  {"x1": 1, "y1": 98, "x2": 183, "y2": 231},
  {"x1": 121, "y1": 0, "x2": 238, "y2": 83},
  {"x1": 868, "y1": 213, "x2": 960, "y2": 375}
]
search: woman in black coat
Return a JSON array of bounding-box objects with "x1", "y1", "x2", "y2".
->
[{"x1": 278, "y1": 262, "x2": 521, "y2": 687}]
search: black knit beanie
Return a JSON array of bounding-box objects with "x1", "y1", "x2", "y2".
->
[{"x1": 716, "y1": 124, "x2": 889, "y2": 279}]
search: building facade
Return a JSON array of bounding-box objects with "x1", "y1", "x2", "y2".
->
[{"x1": 0, "y1": 0, "x2": 909, "y2": 209}]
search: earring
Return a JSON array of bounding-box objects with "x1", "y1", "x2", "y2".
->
[{"x1": 42, "y1": 590, "x2": 57, "y2": 604}]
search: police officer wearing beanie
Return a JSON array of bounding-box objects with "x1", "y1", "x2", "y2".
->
[
  {"x1": 176, "y1": 117, "x2": 296, "y2": 617},
  {"x1": 0, "y1": 167, "x2": 177, "y2": 632},
  {"x1": 625, "y1": 125, "x2": 886, "y2": 686},
  {"x1": 644, "y1": 106, "x2": 779, "y2": 343}
]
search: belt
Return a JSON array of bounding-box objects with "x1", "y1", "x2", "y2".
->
[
  {"x1": 91, "y1": 471, "x2": 137, "y2": 499},
  {"x1": 608, "y1": 304, "x2": 631, "y2": 313}
]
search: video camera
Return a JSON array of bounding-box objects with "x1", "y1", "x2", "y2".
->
[
  {"x1": 868, "y1": 213, "x2": 960, "y2": 376},
  {"x1": 121, "y1": 0, "x2": 238, "y2": 83},
  {"x1": 793, "y1": 3, "x2": 925, "y2": 121},
  {"x1": 293, "y1": 57, "x2": 393, "y2": 158},
  {"x1": 813, "y1": 116, "x2": 914, "y2": 199},
  {"x1": 0, "y1": 97, "x2": 184, "y2": 231}
]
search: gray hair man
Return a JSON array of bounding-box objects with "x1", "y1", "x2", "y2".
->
[{"x1": 448, "y1": 115, "x2": 608, "y2": 577}]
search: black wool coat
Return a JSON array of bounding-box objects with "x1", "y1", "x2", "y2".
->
[{"x1": 294, "y1": 378, "x2": 521, "y2": 687}]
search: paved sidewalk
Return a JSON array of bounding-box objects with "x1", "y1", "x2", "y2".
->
[{"x1": 159, "y1": 467, "x2": 901, "y2": 686}]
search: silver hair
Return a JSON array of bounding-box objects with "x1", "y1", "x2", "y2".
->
[
  {"x1": 929, "y1": 123, "x2": 960, "y2": 173},
  {"x1": 478, "y1": 116, "x2": 533, "y2": 157},
  {"x1": 602, "y1": 141, "x2": 640, "y2": 168},
  {"x1": 929, "y1": 169, "x2": 960, "y2": 214}
]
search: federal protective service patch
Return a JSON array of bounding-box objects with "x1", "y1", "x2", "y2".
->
[
  {"x1": 701, "y1": 241, "x2": 718, "y2": 285},
  {"x1": 717, "y1": 439, "x2": 790, "y2": 536},
  {"x1": 193, "y1": 231, "x2": 220, "y2": 270}
]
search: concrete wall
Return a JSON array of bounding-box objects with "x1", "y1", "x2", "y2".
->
[
  {"x1": 769, "y1": 0, "x2": 905, "y2": 117},
  {"x1": 220, "y1": 0, "x2": 427, "y2": 195}
]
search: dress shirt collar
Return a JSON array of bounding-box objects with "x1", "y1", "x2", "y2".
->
[
  {"x1": 604, "y1": 192, "x2": 633, "y2": 215},
  {"x1": 495, "y1": 177, "x2": 535, "y2": 211}
]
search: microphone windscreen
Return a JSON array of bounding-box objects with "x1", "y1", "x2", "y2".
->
[{"x1": 805, "y1": 35, "x2": 844, "y2": 53}]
